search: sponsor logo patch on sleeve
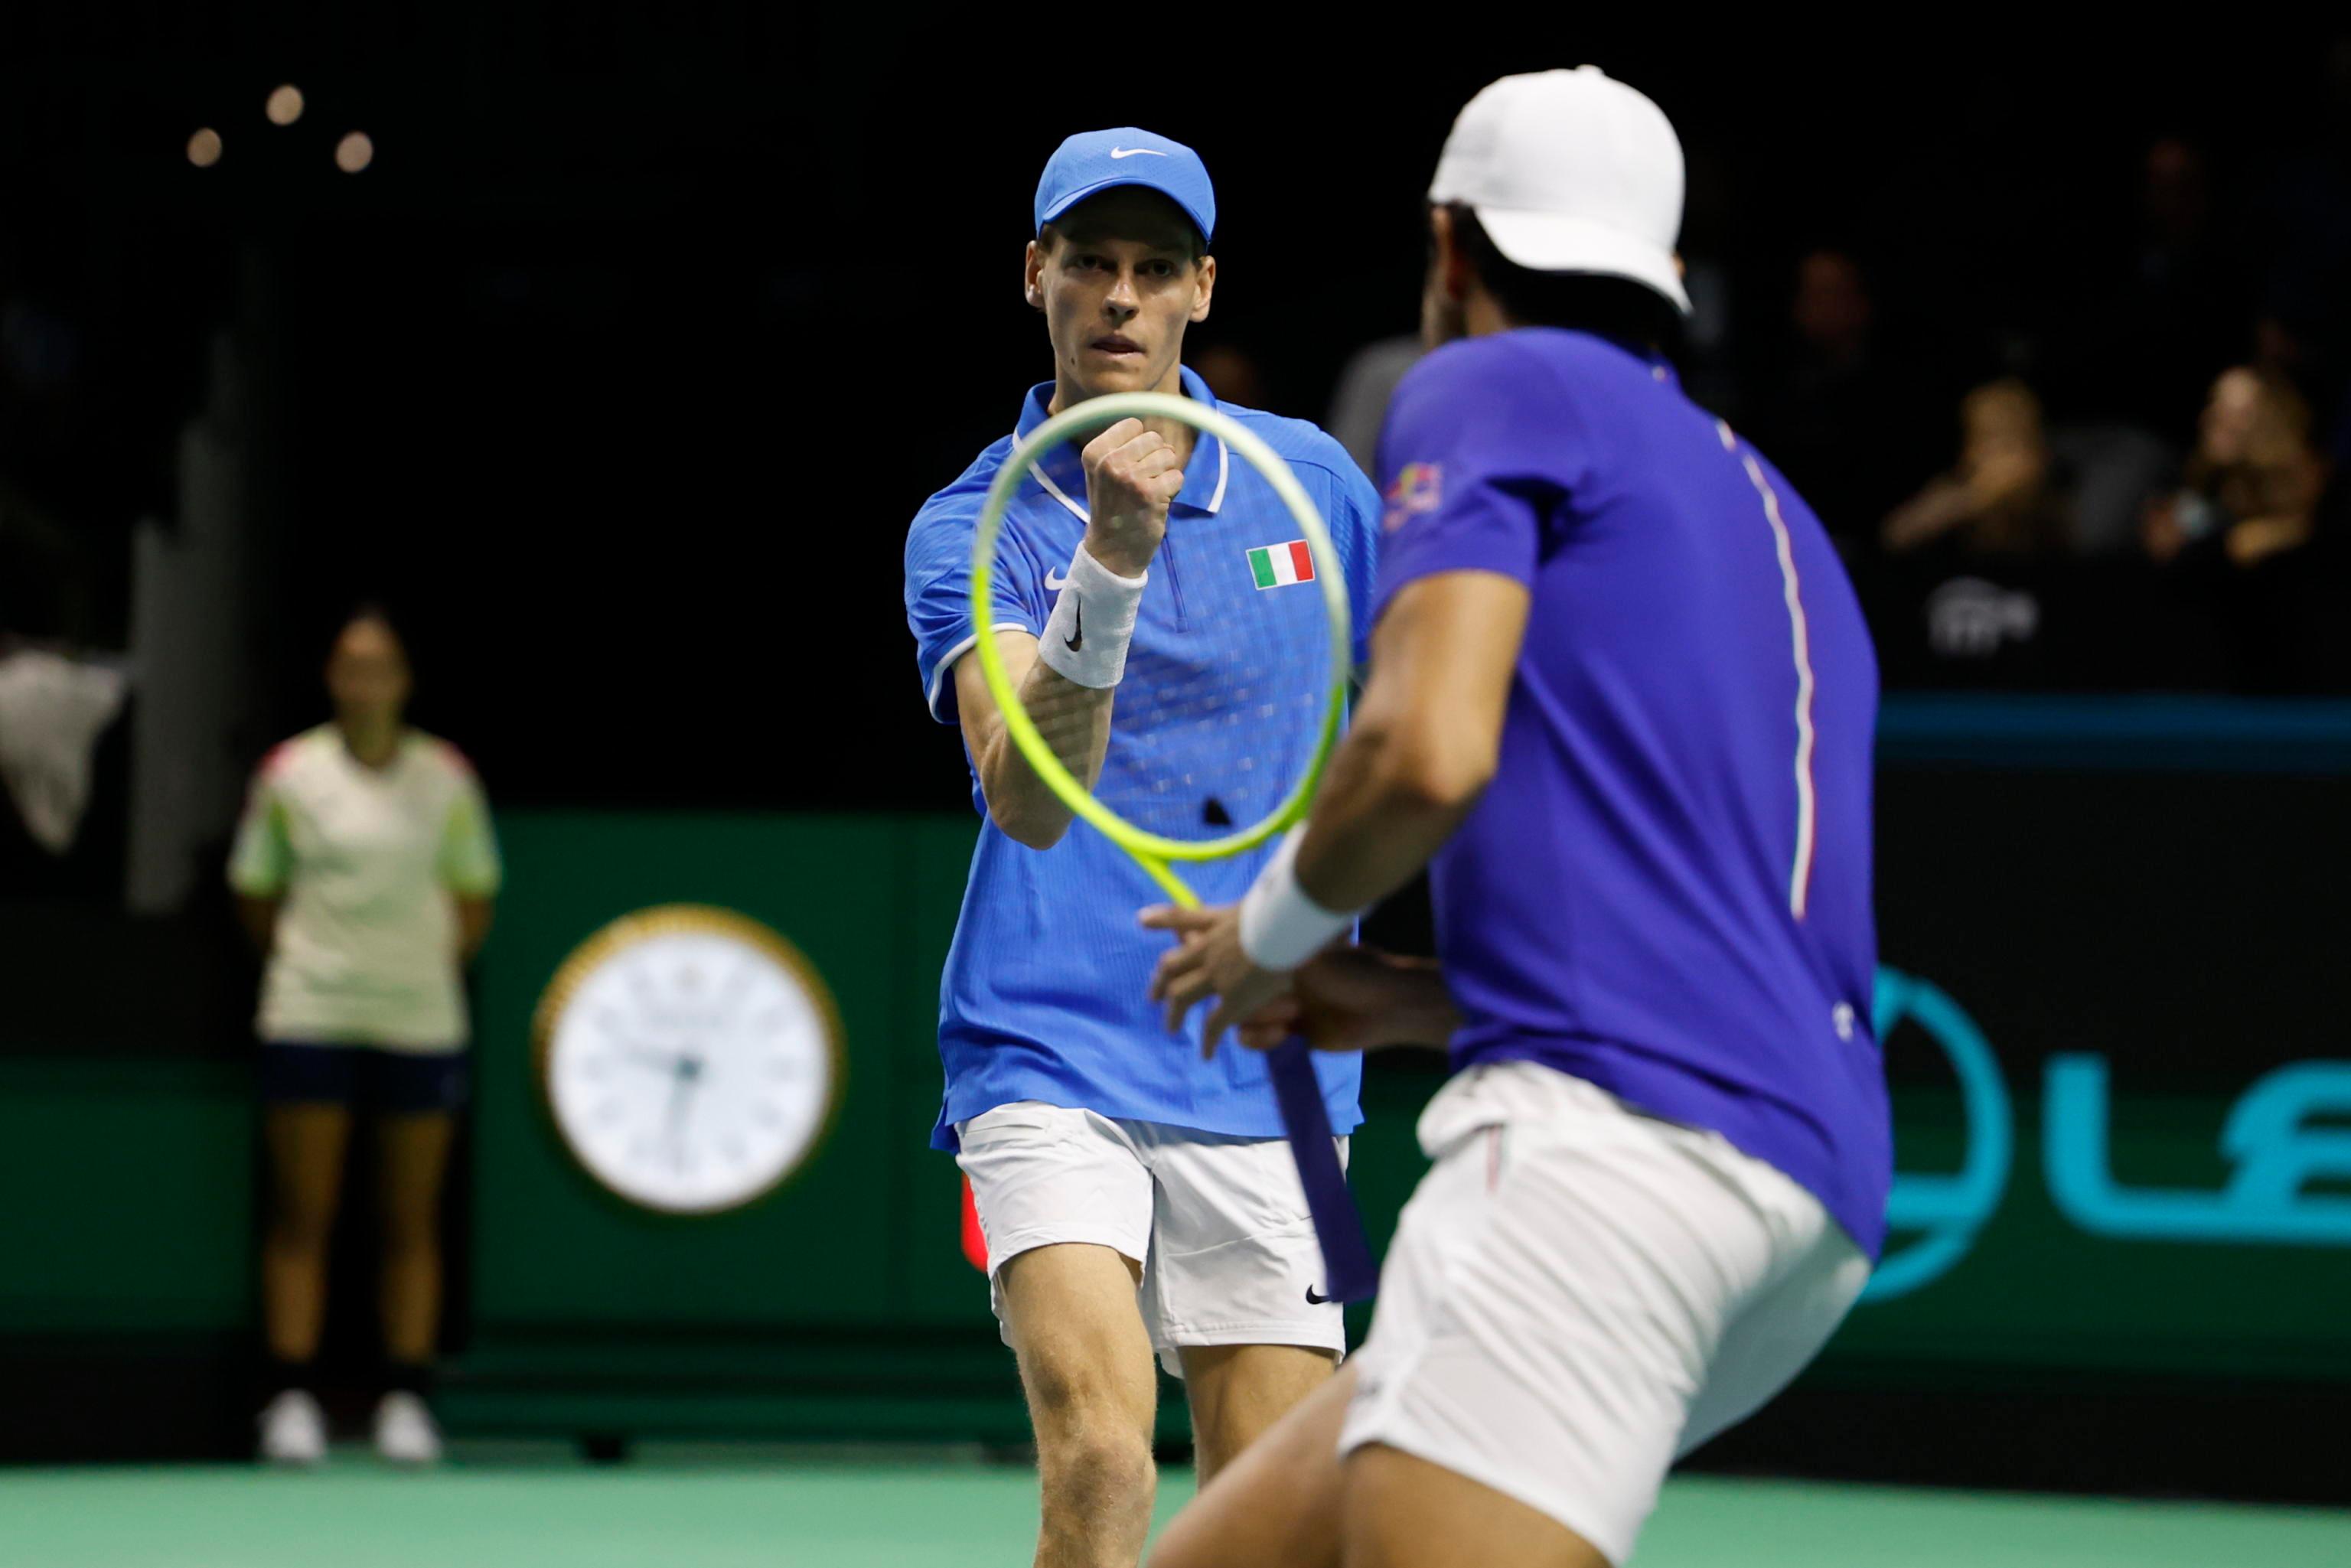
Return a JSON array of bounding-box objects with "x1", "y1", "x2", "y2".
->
[{"x1": 1383, "y1": 461, "x2": 1443, "y2": 532}]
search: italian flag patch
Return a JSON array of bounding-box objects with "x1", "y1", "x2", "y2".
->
[{"x1": 1247, "y1": 540, "x2": 1316, "y2": 589}]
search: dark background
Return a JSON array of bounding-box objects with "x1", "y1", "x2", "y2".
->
[{"x1": 7, "y1": 10, "x2": 2351, "y2": 811}]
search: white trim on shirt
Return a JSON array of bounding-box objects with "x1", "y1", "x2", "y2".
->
[
  {"x1": 1717, "y1": 419, "x2": 1819, "y2": 920},
  {"x1": 928, "y1": 624, "x2": 1044, "y2": 720},
  {"x1": 1006, "y1": 427, "x2": 1229, "y2": 522}
]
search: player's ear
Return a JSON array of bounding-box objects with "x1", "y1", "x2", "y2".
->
[
  {"x1": 1024, "y1": 239, "x2": 1047, "y2": 311},
  {"x1": 1431, "y1": 206, "x2": 1470, "y2": 302},
  {"x1": 1189, "y1": 253, "x2": 1216, "y2": 324}
]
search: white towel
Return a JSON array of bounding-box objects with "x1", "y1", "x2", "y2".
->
[{"x1": 0, "y1": 649, "x2": 128, "y2": 854}]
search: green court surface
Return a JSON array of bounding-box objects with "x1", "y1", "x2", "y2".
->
[{"x1": 2, "y1": 1452, "x2": 2347, "y2": 1567}]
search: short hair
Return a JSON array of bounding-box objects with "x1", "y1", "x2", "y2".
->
[
  {"x1": 1441, "y1": 203, "x2": 1684, "y2": 354},
  {"x1": 330, "y1": 600, "x2": 410, "y2": 660},
  {"x1": 1037, "y1": 207, "x2": 1208, "y2": 266}
]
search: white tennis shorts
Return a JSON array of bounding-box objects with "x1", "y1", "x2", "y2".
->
[
  {"x1": 954, "y1": 1101, "x2": 1348, "y2": 1377},
  {"x1": 1339, "y1": 1061, "x2": 1870, "y2": 1566}
]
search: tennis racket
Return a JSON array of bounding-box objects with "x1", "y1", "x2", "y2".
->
[{"x1": 968, "y1": 389, "x2": 1376, "y2": 1303}]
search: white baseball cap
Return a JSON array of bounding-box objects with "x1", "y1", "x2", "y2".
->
[{"x1": 1428, "y1": 66, "x2": 1691, "y2": 315}]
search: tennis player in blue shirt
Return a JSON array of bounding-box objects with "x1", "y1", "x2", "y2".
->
[
  {"x1": 902, "y1": 128, "x2": 1381, "y2": 1568},
  {"x1": 1146, "y1": 70, "x2": 1892, "y2": 1568}
]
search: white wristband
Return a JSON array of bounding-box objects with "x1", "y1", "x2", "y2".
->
[
  {"x1": 1238, "y1": 826, "x2": 1358, "y2": 972},
  {"x1": 1037, "y1": 545, "x2": 1146, "y2": 689}
]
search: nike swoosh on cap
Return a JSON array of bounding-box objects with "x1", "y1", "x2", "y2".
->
[{"x1": 1108, "y1": 148, "x2": 1168, "y2": 159}]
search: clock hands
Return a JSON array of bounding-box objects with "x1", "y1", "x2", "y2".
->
[
  {"x1": 662, "y1": 1052, "x2": 708, "y2": 1173},
  {"x1": 621, "y1": 1044, "x2": 687, "y2": 1074}
]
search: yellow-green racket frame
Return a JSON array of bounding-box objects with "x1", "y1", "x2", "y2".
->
[{"x1": 970, "y1": 390, "x2": 1352, "y2": 907}]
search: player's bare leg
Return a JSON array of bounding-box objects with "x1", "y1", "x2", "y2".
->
[
  {"x1": 261, "y1": 1103, "x2": 352, "y2": 1363},
  {"x1": 1150, "y1": 1362, "x2": 1611, "y2": 1568},
  {"x1": 375, "y1": 1110, "x2": 455, "y2": 1366},
  {"x1": 1148, "y1": 1361, "x2": 1352, "y2": 1568},
  {"x1": 1176, "y1": 1341, "x2": 1336, "y2": 1485},
  {"x1": 1340, "y1": 1442, "x2": 1609, "y2": 1568},
  {"x1": 1000, "y1": 1242, "x2": 1160, "y2": 1568},
  {"x1": 370, "y1": 1110, "x2": 456, "y2": 1462}
]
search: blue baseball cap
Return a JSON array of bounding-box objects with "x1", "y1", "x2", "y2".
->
[{"x1": 1033, "y1": 127, "x2": 1215, "y2": 247}]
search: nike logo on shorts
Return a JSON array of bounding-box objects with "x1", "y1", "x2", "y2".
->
[{"x1": 1305, "y1": 1286, "x2": 1331, "y2": 1306}]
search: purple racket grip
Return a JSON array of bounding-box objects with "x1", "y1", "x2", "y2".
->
[{"x1": 1266, "y1": 1036, "x2": 1377, "y2": 1302}]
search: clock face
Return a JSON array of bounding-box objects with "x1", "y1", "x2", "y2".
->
[{"x1": 537, "y1": 908, "x2": 842, "y2": 1214}]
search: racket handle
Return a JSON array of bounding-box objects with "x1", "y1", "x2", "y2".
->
[{"x1": 1267, "y1": 1037, "x2": 1378, "y2": 1303}]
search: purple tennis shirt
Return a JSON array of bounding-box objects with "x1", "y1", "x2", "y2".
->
[{"x1": 1374, "y1": 328, "x2": 1891, "y2": 1257}]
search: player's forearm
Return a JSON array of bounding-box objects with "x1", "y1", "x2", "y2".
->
[
  {"x1": 1293, "y1": 713, "x2": 1491, "y2": 914},
  {"x1": 455, "y1": 897, "x2": 494, "y2": 963},
  {"x1": 957, "y1": 634, "x2": 1114, "y2": 850},
  {"x1": 977, "y1": 663, "x2": 1115, "y2": 849},
  {"x1": 1350, "y1": 952, "x2": 1462, "y2": 1050},
  {"x1": 236, "y1": 894, "x2": 281, "y2": 954}
]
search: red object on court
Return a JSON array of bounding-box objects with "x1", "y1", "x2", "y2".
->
[{"x1": 960, "y1": 1175, "x2": 988, "y2": 1272}]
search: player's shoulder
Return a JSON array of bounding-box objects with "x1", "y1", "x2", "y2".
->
[
  {"x1": 1387, "y1": 331, "x2": 1643, "y2": 457},
  {"x1": 257, "y1": 725, "x2": 332, "y2": 782},
  {"x1": 1397, "y1": 327, "x2": 1627, "y2": 399},
  {"x1": 1214, "y1": 399, "x2": 1367, "y2": 493},
  {"x1": 409, "y1": 730, "x2": 481, "y2": 785}
]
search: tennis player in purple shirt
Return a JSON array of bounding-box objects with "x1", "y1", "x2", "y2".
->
[{"x1": 1144, "y1": 68, "x2": 1892, "y2": 1568}]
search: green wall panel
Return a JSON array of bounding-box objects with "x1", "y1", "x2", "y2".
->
[
  {"x1": 0, "y1": 1060, "x2": 253, "y2": 1332},
  {"x1": 471, "y1": 812, "x2": 934, "y2": 1329},
  {"x1": 887, "y1": 815, "x2": 998, "y2": 1328},
  {"x1": 1823, "y1": 1090, "x2": 2351, "y2": 1382},
  {"x1": 462, "y1": 807, "x2": 2351, "y2": 1409}
]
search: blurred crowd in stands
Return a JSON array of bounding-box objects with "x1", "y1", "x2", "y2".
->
[
  {"x1": 1771, "y1": 116, "x2": 2351, "y2": 693},
  {"x1": 1325, "y1": 45, "x2": 2351, "y2": 694},
  {"x1": 6, "y1": 44, "x2": 2351, "y2": 892}
]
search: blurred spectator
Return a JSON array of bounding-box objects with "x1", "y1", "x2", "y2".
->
[
  {"x1": 2143, "y1": 367, "x2": 2328, "y2": 567},
  {"x1": 1325, "y1": 334, "x2": 1423, "y2": 478},
  {"x1": 2250, "y1": 37, "x2": 2351, "y2": 431},
  {"x1": 2143, "y1": 367, "x2": 2348, "y2": 691},
  {"x1": 2046, "y1": 422, "x2": 2177, "y2": 556},
  {"x1": 1883, "y1": 379, "x2": 2071, "y2": 559},
  {"x1": 2052, "y1": 138, "x2": 2253, "y2": 435},
  {"x1": 233, "y1": 608, "x2": 501, "y2": 1469},
  {"x1": 1743, "y1": 249, "x2": 1935, "y2": 543}
]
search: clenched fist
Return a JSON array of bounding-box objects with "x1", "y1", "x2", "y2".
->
[{"x1": 1080, "y1": 418, "x2": 1184, "y2": 578}]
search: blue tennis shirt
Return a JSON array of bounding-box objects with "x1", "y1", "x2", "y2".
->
[
  {"x1": 1375, "y1": 329, "x2": 1892, "y2": 1258},
  {"x1": 905, "y1": 366, "x2": 1381, "y2": 1150}
]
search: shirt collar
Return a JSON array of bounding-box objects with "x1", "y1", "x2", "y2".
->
[{"x1": 1009, "y1": 363, "x2": 1231, "y2": 523}]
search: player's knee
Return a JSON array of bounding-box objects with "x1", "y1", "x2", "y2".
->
[
  {"x1": 379, "y1": 1198, "x2": 439, "y2": 1254},
  {"x1": 1038, "y1": 1422, "x2": 1154, "y2": 1518},
  {"x1": 1023, "y1": 1354, "x2": 1152, "y2": 1503},
  {"x1": 1018, "y1": 1332, "x2": 1137, "y2": 1423},
  {"x1": 268, "y1": 1203, "x2": 335, "y2": 1253}
]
